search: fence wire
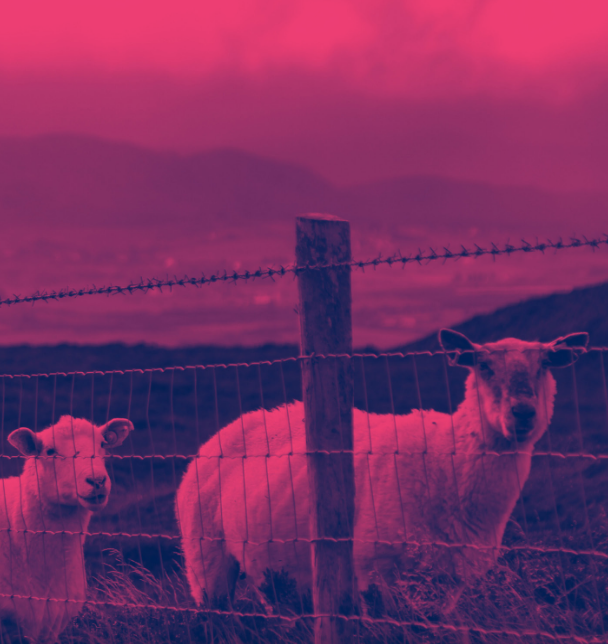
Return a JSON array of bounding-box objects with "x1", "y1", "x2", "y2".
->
[
  {"x1": 1, "y1": 348, "x2": 607, "y2": 643},
  {"x1": 1, "y1": 234, "x2": 606, "y2": 309}
]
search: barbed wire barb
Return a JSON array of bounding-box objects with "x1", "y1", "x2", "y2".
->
[{"x1": 1, "y1": 233, "x2": 607, "y2": 308}]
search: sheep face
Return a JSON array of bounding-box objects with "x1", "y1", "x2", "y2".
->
[
  {"x1": 8, "y1": 416, "x2": 133, "y2": 512},
  {"x1": 440, "y1": 329, "x2": 589, "y2": 447},
  {"x1": 472, "y1": 340, "x2": 556, "y2": 445}
]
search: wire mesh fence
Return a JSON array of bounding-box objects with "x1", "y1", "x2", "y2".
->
[{"x1": 1, "y1": 347, "x2": 607, "y2": 643}]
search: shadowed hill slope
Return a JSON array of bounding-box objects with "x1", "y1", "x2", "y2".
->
[{"x1": 402, "y1": 279, "x2": 608, "y2": 351}]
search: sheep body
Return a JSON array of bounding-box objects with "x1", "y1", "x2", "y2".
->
[
  {"x1": 177, "y1": 401, "x2": 535, "y2": 604},
  {"x1": 0, "y1": 473, "x2": 89, "y2": 641},
  {"x1": 176, "y1": 331, "x2": 588, "y2": 606},
  {"x1": 0, "y1": 415, "x2": 132, "y2": 643}
]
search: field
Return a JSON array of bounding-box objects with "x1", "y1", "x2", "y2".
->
[{"x1": 1, "y1": 284, "x2": 608, "y2": 642}]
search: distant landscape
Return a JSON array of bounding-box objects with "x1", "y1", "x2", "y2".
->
[{"x1": 1, "y1": 134, "x2": 608, "y2": 349}]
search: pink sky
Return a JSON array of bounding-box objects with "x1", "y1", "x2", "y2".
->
[
  {"x1": 2, "y1": 1, "x2": 608, "y2": 189},
  {"x1": 3, "y1": 1, "x2": 607, "y2": 86},
  {"x1": 1, "y1": 2, "x2": 608, "y2": 348}
]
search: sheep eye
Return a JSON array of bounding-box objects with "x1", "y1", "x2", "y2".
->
[
  {"x1": 478, "y1": 362, "x2": 494, "y2": 377},
  {"x1": 46, "y1": 448, "x2": 56, "y2": 456}
]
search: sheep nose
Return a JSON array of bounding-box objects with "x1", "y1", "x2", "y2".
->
[
  {"x1": 86, "y1": 476, "x2": 107, "y2": 489},
  {"x1": 511, "y1": 404, "x2": 536, "y2": 421}
]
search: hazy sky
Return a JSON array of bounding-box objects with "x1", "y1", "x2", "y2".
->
[
  {"x1": 2, "y1": 1, "x2": 608, "y2": 188},
  {"x1": 2, "y1": 2, "x2": 608, "y2": 348},
  {"x1": 3, "y1": 1, "x2": 607, "y2": 86}
]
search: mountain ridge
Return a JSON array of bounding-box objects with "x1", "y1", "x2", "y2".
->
[{"x1": 1, "y1": 133, "x2": 607, "y2": 235}]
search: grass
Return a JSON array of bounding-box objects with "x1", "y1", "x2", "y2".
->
[
  {"x1": 57, "y1": 506, "x2": 608, "y2": 644},
  {"x1": 61, "y1": 550, "x2": 313, "y2": 644}
]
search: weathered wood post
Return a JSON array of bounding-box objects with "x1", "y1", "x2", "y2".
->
[{"x1": 296, "y1": 214, "x2": 356, "y2": 644}]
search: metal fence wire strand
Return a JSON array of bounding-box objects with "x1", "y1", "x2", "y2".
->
[
  {"x1": 0, "y1": 345, "x2": 606, "y2": 377},
  {"x1": 0, "y1": 588, "x2": 606, "y2": 643},
  {"x1": 571, "y1": 360, "x2": 606, "y2": 635},
  {"x1": 384, "y1": 356, "x2": 409, "y2": 548},
  {"x1": 48, "y1": 376, "x2": 78, "y2": 640},
  {"x1": 541, "y1": 365, "x2": 586, "y2": 636},
  {"x1": 103, "y1": 370, "x2": 130, "y2": 585},
  {"x1": 169, "y1": 369, "x2": 194, "y2": 643},
  {"x1": 126, "y1": 370, "x2": 148, "y2": 576}
]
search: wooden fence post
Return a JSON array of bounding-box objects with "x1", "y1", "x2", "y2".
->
[{"x1": 296, "y1": 214, "x2": 356, "y2": 644}]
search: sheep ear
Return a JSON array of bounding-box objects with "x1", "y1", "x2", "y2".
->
[
  {"x1": 101, "y1": 418, "x2": 133, "y2": 448},
  {"x1": 8, "y1": 428, "x2": 42, "y2": 456},
  {"x1": 439, "y1": 329, "x2": 476, "y2": 367},
  {"x1": 545, "y1": 332, "x2": 589, "y2": 368}
]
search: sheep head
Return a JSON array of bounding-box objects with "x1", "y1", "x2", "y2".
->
[
  {"x1": 440, "y1": 329, "x2": 588, "y2": 447},
  {"x1": 8, "y1": 416, "x2": 133, "y2": 512}
]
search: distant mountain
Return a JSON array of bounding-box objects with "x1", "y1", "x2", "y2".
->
[
  {"x1": 1, "y1": 133, "x2": 607, "y2": 238},
  {"x1": 0, "y1": 134, "x2": 336, "y2": 229}
]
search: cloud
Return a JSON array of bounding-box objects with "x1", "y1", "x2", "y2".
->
[
  {"x1": 0, "y1": 1, "x2": 373, "y2": 74},
  {"x1": 2, "y1": 1, "x2": 608, "y2": 101},
  {"x1": 1, "y1": 2, "x2": 607, "y2": 191},
  {"x1": 1, "y1": 68, "x2": 607, "y2": 190},
  {"x1": 468, "y1": 0, "x2": 608, "y2": 67}
]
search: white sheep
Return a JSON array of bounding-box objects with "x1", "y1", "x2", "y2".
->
[
  {"x1": 176, "y1": 329, "x2": 588, "y2": 612},
  {"x1": 0, "y1": 415, "x2": 133, "y2": 644}
]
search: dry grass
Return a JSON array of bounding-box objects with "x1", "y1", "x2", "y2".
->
[
  {"x1": 60, "y1": 550, "x2": 313, "y2": 644},
  {"x1": 59, "y1": 510, "x2": 608, "y2": 644}
]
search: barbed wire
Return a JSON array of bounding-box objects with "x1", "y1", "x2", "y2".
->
[{"x1": 1, "y1": 234, "x2": 606, "y2": 308}]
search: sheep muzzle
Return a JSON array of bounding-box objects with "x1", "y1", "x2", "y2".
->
[
  {"x1": 78, "y1": 491, "x2": 109, "y2": 511},
  {"x1": 509, "y1": 403, "x2": 537, "y2": 438},
  {"x1": 78, "y1": 473, "x2": 111, "y2": 511}
]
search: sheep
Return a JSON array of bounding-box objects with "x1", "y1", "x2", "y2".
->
[
  {"x1": 176, "y1": 329, "x2": 588, "y2": 614},
  {"x1": 0, "y1": 415, "x2": 133, "y2": 644}
]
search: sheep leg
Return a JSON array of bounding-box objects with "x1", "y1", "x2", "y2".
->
[
  {"x1": 207, "y1": 546, "x2": 240, "y2": 609},
  {"x1": 360, "y1": 582, "x2": 384, "y2": 619},
  {"x1": 183, "y1": 537, "x2": 239, "y2": 609}
]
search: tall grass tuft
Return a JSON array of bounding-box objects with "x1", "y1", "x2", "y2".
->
[{"x1": 61, "y1": 511, "x2": 608, "y2": 644}]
